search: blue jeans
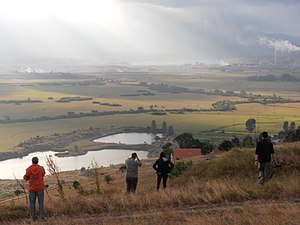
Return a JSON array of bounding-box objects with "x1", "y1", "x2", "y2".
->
[{"x1": 29, "y1": 191, "x2": 45, "y2": 219}]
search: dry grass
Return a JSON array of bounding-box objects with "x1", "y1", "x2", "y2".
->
[
  {"x1": 0, "y1": 143, "x2": 299, "y2": 224},
  {"x1": 5, "y1": 202, "x2": 300, "y2": 225}
]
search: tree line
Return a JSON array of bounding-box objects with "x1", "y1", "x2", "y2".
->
[{"x1": 247, "y1": 73, "x2": 299, "y2": 82}]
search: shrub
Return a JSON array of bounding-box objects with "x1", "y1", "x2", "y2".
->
[
  {"x1": 104, "y1": 175, "x2": 112, "y2": 184},
  {"x1": 219, "y1": 140, "x2": 234, "y2": 151},
  {"x1": 14, "y1": 190, "x2": 24, "y2": 196},
  {"x1": 72, "y1": 181, "x2": 81, "y2": 190},
  {"x1": 171, "y1": 160, "x2": 192, "y2": 177}
]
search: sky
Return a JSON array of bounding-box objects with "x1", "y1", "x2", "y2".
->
[{"x1": 0, "y1": 0, "x2": 300, "y2": 66}]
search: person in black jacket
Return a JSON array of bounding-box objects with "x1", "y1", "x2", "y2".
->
[
  {"x1": 255, "y1": 131, "x2": 275, "y2": 184},
  {"x1": 153, "y1": 152, "x2": 174, "y2": 190}
]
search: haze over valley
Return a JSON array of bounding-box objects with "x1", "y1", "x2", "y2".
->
[{"x1": 0, "y1": 1, "x2": 299, "y2": 224}]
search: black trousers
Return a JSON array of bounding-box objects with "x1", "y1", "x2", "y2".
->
[
  {"x1": 126, "y1": 177, "x2": 138, "y2": 193},
  {"x1": 156, "y1": 173, "x2": 168, "y2": 190}
]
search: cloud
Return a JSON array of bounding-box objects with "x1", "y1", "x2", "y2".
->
[{"x1": 0, "y1": 0, "x2": 299, "y2": 65}]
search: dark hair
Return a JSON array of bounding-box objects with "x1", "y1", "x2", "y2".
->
[
  {"x1": 159, "y1": 152, "x2": 166, "y2": 159},
  {"x1": 131, "y1": 152, "x2": 137, "y2": 159},
  {"x1": 262, "y1": 131, "x2": 268, "y2": 139},
  {"x1": 32, "y1": 157, "x2": 39, "y2": 164}
]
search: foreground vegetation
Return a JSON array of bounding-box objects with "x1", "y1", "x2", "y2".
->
[{"x1": 1, "y1": 142, "x2": 299, "y2": 224}]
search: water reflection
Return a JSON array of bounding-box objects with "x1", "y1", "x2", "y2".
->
[
  {"x1": 1, "y1": 132, "x2": 158, "y2": 179},
  {"x1": 0, "y1": 149, "x2": 148, "y2": 179},
  {"x1": 93, "y1": 132, "x2": 162, "y2": 144}
]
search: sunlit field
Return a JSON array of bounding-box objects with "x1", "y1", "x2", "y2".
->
[{"x1": 0, "y1": 71, "x2": 299, "y2": 152}]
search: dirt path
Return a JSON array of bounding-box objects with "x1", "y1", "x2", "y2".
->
[{"x1": 5, "y1": 198, "x2": 300, "y2": 225}]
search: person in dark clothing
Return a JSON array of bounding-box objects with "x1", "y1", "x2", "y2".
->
[
  {"x1": 255, "y1": 131, "x2": 275, "y2": 184},
  {"x1": 153, "y1": 152, "x2": 174, "y2": 190}
]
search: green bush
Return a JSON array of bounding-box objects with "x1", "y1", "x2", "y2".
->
[
  {"x1": 171, "y1": 160, "x2": 192, "y2": 177},
  {"x1": 104, "y1": 175, "x2": 112, "y2": 184},
  {"x1": 72, "y1": 181, "x2": 81, "y2": 190}
]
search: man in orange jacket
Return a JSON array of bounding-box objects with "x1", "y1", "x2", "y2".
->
[{"x1": 24, "y1": 157, "x2": 46, "y2": 220}]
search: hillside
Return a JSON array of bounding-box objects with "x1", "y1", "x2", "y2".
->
[{"x1": 0, "y1": 142, "x2": 299, "y2": 225}]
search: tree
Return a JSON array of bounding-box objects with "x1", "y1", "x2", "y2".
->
[
  {"x1": 137, "y1": 106, "x2": 144, "y2": 111},
  {"x1": 283, "y1": 124, "x2": 300, "y2": 142},
  {"x1": 241, "y1": 135, "x2": 255, "y2": 148},
  {"x1": 284, "y1": 130, "x2": 297, "y2": 142},
  {"x1": 174, "y1": 133, "x2": 194, "y2": 148},
  {"x1": 201, "y1": 141, "x2": 214, "y2": 155},
  {"x1": 150, "y1": 120, "x2": 157, "y2": 133},
  {"x1": 174, "y1": 133, "x2": 202, "y2": 148},
  {"x1": 277, "y1": 131, "x2": 285, "y2": 140},
  {"x1": 212, "y1": 100, "x2": 236, "y2": 111},
  {"x1": 162, "y1": 142, "x2": 173, "y2": 159},
  {"x1": 296, "y1": 127, "x2": 300, "y2": 141},
  {"x1": 245, "y1": 118, "x2": 256, "y2": 133},
  {"x1": 167, "y1": 125, "x2": 174, "y2": 136},
  {"x1": 161, "y1": 121, "x2": 167, "y2": 135},
  {"x1": 231, "y1": 136, "x2": 241, "y2": 147},
  {"x1": 283, "y1": 121, "x2": 289, "y2": 133},
  {"x1": 289, "y1": 122, "x2": 296, "y2": 131},
  {"x1": 219, "y1": 140, "x2": 234, "y2": 151}
]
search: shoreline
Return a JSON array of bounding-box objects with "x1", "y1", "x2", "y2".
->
[{"x1": 0, "y1": 126, "x2": 164, "y2": 162}]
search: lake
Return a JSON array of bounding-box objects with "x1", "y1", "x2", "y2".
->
[
  {"x1": 0, "y1": 132, "x2": 158, "y2": 179},
  {"x1": 0, "y1": 149, "x2": 148, "y2": 179},
  {"x1": 93, "y1": 132, "x2": 162, "y2": 144}
]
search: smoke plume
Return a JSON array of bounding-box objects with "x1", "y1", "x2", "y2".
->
[{"x1": 258, "y1": 36, "x2": 300, "y2": 52}]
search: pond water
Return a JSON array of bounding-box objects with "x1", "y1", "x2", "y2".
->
[
  {"x1": 0, "y1": 132, "x2": 158, "y2": 179},
  {"x1": 93, "y1": 132, "x2": 162, "y2": 144},
  {"x1": 0, "y1": 149, "x2": 148, "y2": 179}
]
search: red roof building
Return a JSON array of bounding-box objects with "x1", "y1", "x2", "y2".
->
[{"x1": 173, "y1": 149, "x2": 201, "y2": 160}]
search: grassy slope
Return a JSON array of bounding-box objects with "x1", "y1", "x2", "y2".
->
[{"x1": 0, "y1": 142, "x2": 299, "y2": 224}]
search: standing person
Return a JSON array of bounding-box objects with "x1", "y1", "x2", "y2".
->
[
  {"x1": 153, "y1": 152, "x2": 174, "y2": 190},
  {"x1": 255, "y1": 131, "x2": 275, "y2": 184},
  {"x1": 125, "y1": 152, "x2": 142, "y2": 193},
  {"x1": 23, "y1": 157, "x2": 46, "y2": 220}
]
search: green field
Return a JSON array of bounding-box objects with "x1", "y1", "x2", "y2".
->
[{"x1": 0, "y1": 71, "x2": 299, "y2": 152}]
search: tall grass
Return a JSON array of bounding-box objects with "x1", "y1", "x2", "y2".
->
[
  {"x1": 6, "y1": 202, "x2": 300, "y2": 225},
  {"x1": 1, "y1": 142, "x2": 299, "y2": 223}
]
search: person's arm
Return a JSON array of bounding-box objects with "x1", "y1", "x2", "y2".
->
[
  {"x1": 136, "y1": 157, "x2": 142, "y2": 166},
  {"x1": 255, "y1": 142, "x2": 260, "y2": 167},
  {"x1": 169, "y1": 161, "x2": 174, "y2": 170},
  {"x1": 23, "y1": 169, "x2": 30, "y2": 181},
  {"x1": 255, "y1": 154, "x2": 259, "y2": 167},
  {"x1": 42, "y1": 166, "x2": 46, "y2": 177},
  {"x1": 271, "y1": 143, "x2": 275, "y2": 161},
  {"x1": 153, "y1": 160, "x2": 158, "y2": 171}
]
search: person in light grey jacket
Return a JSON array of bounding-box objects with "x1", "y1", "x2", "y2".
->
[{"x1": 125, "y1": 152, "x2": 142, "y2": 193}]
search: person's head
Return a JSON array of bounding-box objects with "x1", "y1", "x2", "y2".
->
[
  {"x1": 159, "y1": 152, "x2": 166, "y2": 159},
  {"x1": 131, "y1": 152, "x2": 137, "y2": 159},
  {"x1": 32, "y1": 157, "x2": 39, "y2": 164},
  {"x1": 262, "y1": 131, "x2": 268, "y2": 139}
]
